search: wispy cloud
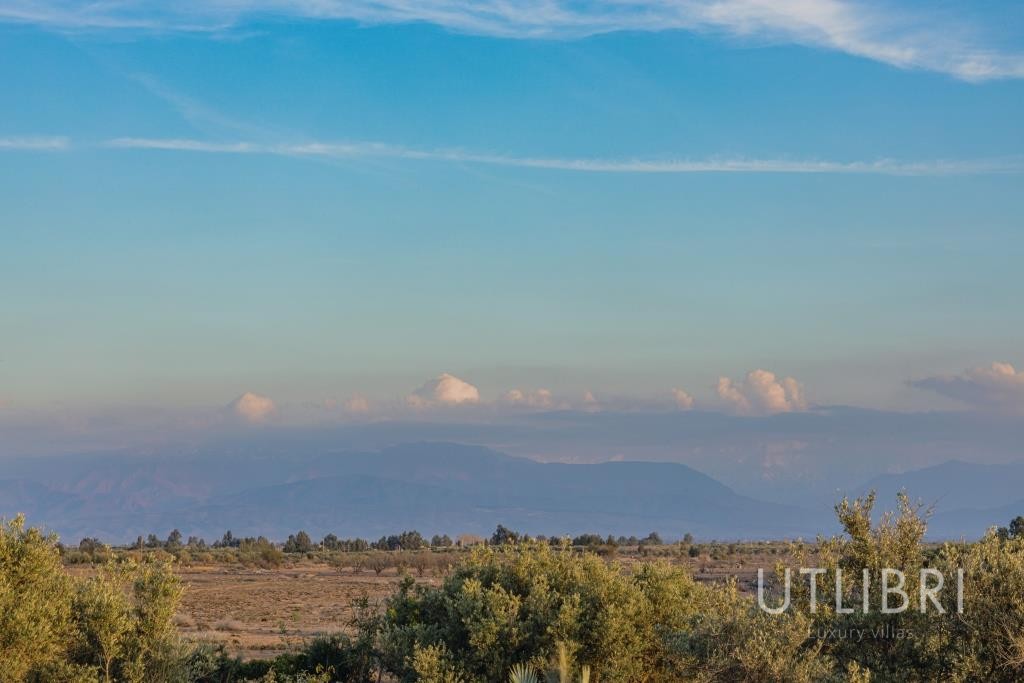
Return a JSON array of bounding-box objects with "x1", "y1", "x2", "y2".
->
[
  {"x1": 102, "y1": 137, "x2": 1024, "y2": 176},
  {"x1": 0, "y1": 136, "x2": 70, "y2": 151},
  {"x1": 3, "y1": 133, "x2": 1018, "y2": 175},
  {"x1": 2, "y1": 1, "x2": 1023, "y2": 81},
  {"x1": 128, "y1": 73, "x2": 280, "y2": 139}
]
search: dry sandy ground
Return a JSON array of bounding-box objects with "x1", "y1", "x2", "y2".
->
[{"x1": 174, "y1": 564, "x2": 431, "y2": 660}]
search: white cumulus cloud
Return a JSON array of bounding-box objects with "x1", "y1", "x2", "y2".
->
[
  {"x1": 226, "y1": 391, "x2": 276, "y2": 423},
  {"x1": 911, "y1": 362, "x2": 1024, "y2": 412},
  {"x1": 717, "y1": 370, "x2": 808, "y2": 415},
  {"x1": 671, "y1": 388, "x2": 695, "y2": 410},
  {"x1": 501, "y1": 388, "x2": 555, "y2": 409},
  {"x1": 408, "y1": 373, "x2": 480, "y2": 407}
]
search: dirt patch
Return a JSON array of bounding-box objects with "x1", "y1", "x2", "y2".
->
[{"x1": 175, "y1": 564, "x2": 433, "y2": 660}]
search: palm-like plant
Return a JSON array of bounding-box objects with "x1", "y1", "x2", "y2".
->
[
  {"x1": 509, "y1": 662, "x2": 540, "y2": 683},
  {"x1": 511, "y1": 642, "x2": 591, "y2": 683}
]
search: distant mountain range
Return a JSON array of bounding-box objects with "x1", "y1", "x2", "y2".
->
[
  {"x1": 850, "y1": 460, "x2": 1024, "y2": 539},
  {"x1": 0, "y1": 442, "x2": 812, "y2": 542},
  {"x1": 1, "y1": 441, "x2": 1021, "y2": 543}
]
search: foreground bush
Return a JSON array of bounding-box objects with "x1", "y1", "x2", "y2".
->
[
  {"x1": 373, "y1": 541, "x2": 667, "y2": 681},
  {"x1": 0, "y1": 516, "x2": 75, "y2": 682},
  {"x1": 366, "y1": 541, "x2": 832, "y2": 683},
  {"x1": 359, "y1": 498, "x2": 1024, "y2": 682},
  {"x1": 1, "y1": 515, "x2": 189, "y2": 682}
]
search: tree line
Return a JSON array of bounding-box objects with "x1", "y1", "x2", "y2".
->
[{"x1": 70, "y1": 526, "x2": 678, "y2": 560}]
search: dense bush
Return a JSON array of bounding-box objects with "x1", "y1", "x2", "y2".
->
[
  {"x1": 237, "y1": 537, "x2": 285, "y2": 568},
  {"x1": 354, "y1": 497, "x2": 1024, "y2": 682},
  {"x1": 1, "y1": 515, "x2": 188, "y2": 682},
  {"x1": 368, "y1": 540, "x2": 705, "y2": 682}
]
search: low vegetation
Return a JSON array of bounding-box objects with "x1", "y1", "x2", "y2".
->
[
  {"x1": 5, "y1": 494, "x2": 1024, "y2": 681},
  {"x1": 0, "y1": 516, "x2": 187, "y2": 682}
]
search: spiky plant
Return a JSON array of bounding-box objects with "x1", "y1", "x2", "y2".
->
[
  {"x1": 556, "y1": 642, "x2": 570, "y2": 683},
  {"x1": 542, "y1": 642, "x2": 589, "y2": 683},
  {"x1": 509, "y1": 662, "x2": 540, "y2": 683}
]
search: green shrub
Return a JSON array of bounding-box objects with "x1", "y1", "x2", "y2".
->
[
  {"x1": 1, "y1": 515, "x2": 190, "y2": 683},
  {"x1": 238, "y1": 538, "x2": 285, "y2": 568},
  {"x1": 0, "y1": 515, "x2": 75, "y2": 683},
  {"x1": 369, "y1": 541, "x2": 705, "y2": 682}
]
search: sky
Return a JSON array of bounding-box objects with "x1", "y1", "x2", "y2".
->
[{"x1": 1, "y1": 1, "x2": 1023, "y2": 463}]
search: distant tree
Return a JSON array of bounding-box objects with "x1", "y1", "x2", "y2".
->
[
  {"x1": 186, "y1": 535, "x2": 205, "y2": 549},
  {"x1": 490, "y1": 525, "x2": 521, "y2": 545},
  {"x1": 998, "y1": 515, "x2": 1024, "y2": 540},
  {"x1": 134, "y1": 535, "x2": 144, "y2": 550},
  {"x1": 367, "y1": 554, "x2": 389, "y2": 576},
  {"x1": 572, "y1": 533, "x2": 604, "y2": 547},
  {"x1": 430, "y1": 534, "x2": 453, "y2": 548},
  {"x1": 322, "y1": 533, "x2": 340, "y2": 550},
  {"x1": 165, "y1": 529, "x2": 183, "y2": 550},
  {"x1": 214, "y1": 530, "x2": 239, "y2": 548},
  {"x1": 145, "y1": 533, "x2": 161, "y2": 549},
  {"x1": 78, "y1": 537, "x2": 104, "y2": 554},
  {"x1": 410, "y1": 552, "x2": 437, "y2": 577},
  {"x1": 1012, "y1": 517, "x2": 1024, "y2": 538},
  {"x1": 682, "y1": 532, "x2": 694, "y2": 545},
  {"x1": 373, "y1": 531, "x2": 425, "y2": 551},
  {"x1": 338, "y1": 537, "x2": 369, "y2": 552},
  {"x1": 639, "y1": 532, "x2": 663, "y2": 547},
  {"x1": 400, "y1": 531, "x2": 425, "y2": 550},
  {"x1": 283, "y1": 530, "x2": 314, "y2": 554}
]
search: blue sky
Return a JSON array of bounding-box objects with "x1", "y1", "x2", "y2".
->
[{"x1": 1, "y1": 1, "x2": 1023, "y2": 447}]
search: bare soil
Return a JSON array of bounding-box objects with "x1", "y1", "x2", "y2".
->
[{"x1": 175, "y1": 564, "x2": 433, "y2": 660}]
